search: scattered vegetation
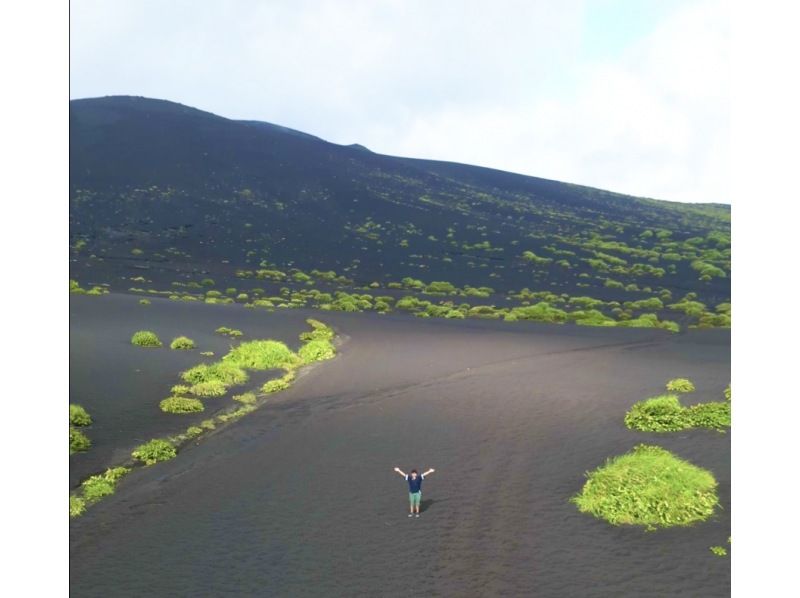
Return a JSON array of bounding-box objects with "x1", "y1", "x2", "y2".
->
[
  {"x1": 571, "y1": 444, "x2": 719, "y2": 529},
  {"x1": 131, "y1": 330, "x2": 163, "y2": 347},
  {"x1": 625, "y1": 384, "x2": 731, "y2": 432},
  {"x1": 710, "y1": 546, "x2": 728, "y2": 557}
]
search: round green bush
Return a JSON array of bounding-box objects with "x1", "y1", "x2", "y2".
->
[
  {"x1": 298, "y1": 338, "x2": 336, "y2": 364},
  {"x1": 572, "y1": 444, "x2": 719, "y2": 529},
  {"x1": 666, "y1": 378, "x2": 695, "y2": 393},
  {"x1": 170, "y1": 336, "x2": 196, "y2": 350},
  {"x1": 132, "y1": 439, "x2": 176, "y2": 465},
  {"x1": 69, "y1": 404, "x2": 92, "y2": 426},
  {"x1": 160, "y1": 396, "x2": 205, "y2": 413},
  {"x1": 131, "y1": 330, "x2": 162, "y2": 347}
]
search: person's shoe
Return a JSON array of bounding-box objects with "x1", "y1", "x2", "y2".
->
[
  {"x1": 415, "y1": 514, "x2": 420, "y2": 518},
  {"x1": 408, "y1": 513, "x2": 413, "y2": 517}
]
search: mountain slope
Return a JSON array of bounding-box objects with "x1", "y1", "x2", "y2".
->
[{"x1": 70, "y1": 96, "x2": 730, "y2": 322}]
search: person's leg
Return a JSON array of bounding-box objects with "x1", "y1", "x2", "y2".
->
[
  {"x1": 414, "y1": 492, "x2": 421, "y2": 514},
  {"x1": 409, "y1": 494, "x2": 414, "y2": 516}
]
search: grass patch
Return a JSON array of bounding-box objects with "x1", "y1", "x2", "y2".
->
[
  {"x1": 625, "y1": 392, "x2": 731, "y2": 433},
  {"x1": 223, "y1": 340, "x2": 299, "y2": 370},
  {"x1": 170, "y1": 336, "x2": 196, "y2": 350},
  {"x1": 69, "y1": 404, "x2": 92, "y2": 426},
  {"x1": 80, "y1": 467, "x2": 130, "y2": 502},
  {"x1": 571, "y1": 444, "x2": 719, "y2": 529},
  {"x1": 666, "y1": 378, "x2": 695, "y2": 393},
  {"x1": 131, "y1": 330, "x2": 162, "y2": 347},
  {"x1": 262, "y1": 377, "x2": 291, "y2": 394},
  {"x1": 181, "y1": 362, "x2": 249, "y2": 386},
  {"x1": 298, "y1": 338, "x2": 336, "y2": 364},
  {"x1": 724, "y1": 384, "x2": 731, "y2": 401},
  {"x1": 216, "y1": 326, "x2": 243, "y2": 337},
  {"x1": 189, "y1": 380, "x2": 227, "y2": 397},
  {"x1": 69, "y1": 426, "x2": 91, "y2": 454},
  {"x1": 132, "y1": 439, "x2": 176, "y2": 465},
  {"x1": 139, "y1": 298, "x2": 151, "y2": 305},
  {"x1": 233, "y1": 392, "x2": 257, "y2": 405},
  {"x1": 624, "y1": 394, "x2": 687, "y2": 432},
  {"x1": 70, "y1": 495, "x2": 86, "y2": 517},
  {"x1": 186, "y1": 425, "x2": 203, "y2": 438},
  {"x1": 710, "y1": 546, "x2": 728, "y2": 557},
  {"x1": 160, "y1": 396, "x2": 205, "y2": 413}
]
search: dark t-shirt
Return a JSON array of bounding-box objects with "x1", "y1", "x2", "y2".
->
[{"x1": 406, "y1": 474, "x2": 424, "y2": 493}]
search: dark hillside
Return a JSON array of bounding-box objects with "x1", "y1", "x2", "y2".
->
[{"x1": 70, "y1": 96, "x2": 730, "y2": 328}]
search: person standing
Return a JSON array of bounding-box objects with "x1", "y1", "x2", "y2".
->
[{"x1": 393, "y1": 466, "x2": 435, "y2": 517}]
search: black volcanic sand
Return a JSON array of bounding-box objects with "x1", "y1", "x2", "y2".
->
[
  {"x1": 69, "y1": 294, "x2": 312, "y2": 487},
  {"x1": 70, "y1": 296, "x2": 730, "y2": 597}
]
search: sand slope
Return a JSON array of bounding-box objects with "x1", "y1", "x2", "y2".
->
[{"x1": 70, "y1": 298, "x2": 730, "y2": 597}]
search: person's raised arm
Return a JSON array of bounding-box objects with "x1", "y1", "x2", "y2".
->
[
  {"x1": 393, "y1": 467, "x2": 407, "y2": 477},
  {"x1": 422, "y1": 468, "x2": 436, "y2": 477}
]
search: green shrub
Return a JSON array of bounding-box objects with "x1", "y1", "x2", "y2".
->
[
  {"x1": 224, "y1": 340, "x2": 298, "y2": 370},
  {"x1": 132, "y1": 439, "x2": 176, "y2": 465},
  {"x1": 710, "y1": 546, "x2": 728, "y2": 557},
  {"x1": 189, "y1": 380, "x2": 227, "y2": 397},
  {"x1": 170, "y1": 336, "x2": 196, "y2": 350},
  {"x1": 69, "y1": 404, "x2": 92, "y2": 426},
  {"x1": 69, "y1": 495, "x2": 86, "y2": 518},
  {"x1": 131, "y1": 330, "x2": 162, "y2": 347},
  {"x1": 200, "y1": 419, "x2": 216, "y2": 430},
  {"x1": 624, "y1": 394, "x2": 688, "y2": 432},
  {"x1": 724, "y1": 384, "x2": 731, "y2": 401},
  {"x1": 571, "y1": 444, "x2": 718, "y2": 529},
  {"x1": 233, "y1": 392, "x2": 257, "y2": 405},
  {"x1": 139, "y1": 299, "x2": 151, "y2": 305},
  {"x1": 666, "y1": 378, "x2": 695, "y2": 393},
  {"x1": 171, "y1": 384, "x2": 190, "y2": 395},
  {"x1": 69, "y1": 426, "x2": 91, "y2": 454},
  {"x1": 160, "y1": 396, "x2": 205, "y2": 413}
]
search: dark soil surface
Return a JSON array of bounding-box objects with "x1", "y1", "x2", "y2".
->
[{"x1": 70, "y1": 294, "x2": 730, "y2": 597}]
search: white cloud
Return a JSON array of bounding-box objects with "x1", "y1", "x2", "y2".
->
[
  {"x1": 378, "y1": 0, "x2": 729, "y2": 203},
  {"x1": 70, "y1": 0, "x2": 728, "y2": 203}
]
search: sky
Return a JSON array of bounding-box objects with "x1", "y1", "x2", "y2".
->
[{"x1": 70, "y1": 0, "x2": 729, "y2": 204}]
